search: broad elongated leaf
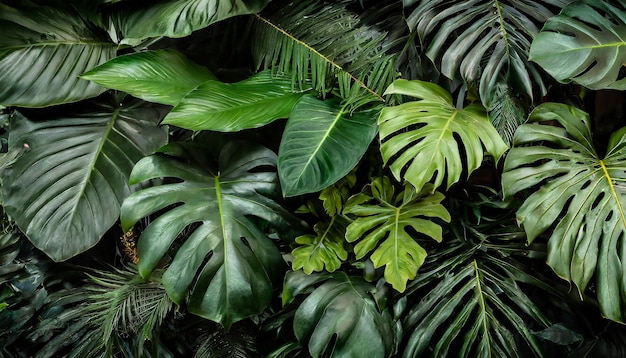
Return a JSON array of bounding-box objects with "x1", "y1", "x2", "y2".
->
[
  {"x1": 502, "y1": 103, "x2": 626, "y2": 323},
  {"x1": 2, "y1": 97, "x2": 167, "y2": 261},
  {"x1": 283, "y1": 271, "x2": 395, "y2": 358},
  {"x1": 344, "y1": 177, "x2": 450, "y2": 292},
  {"x1": 530, "y1": 0, "x2": 626, "y2": 90},
  {"x1": 121, "y1": 141, "x2": 298, "y2": 328},
  {"x1": 81, "y1": 50, "x2": 216, "y2": 105},
  {"x1": 163, "y1": 71, "x2": 307, "y2": 131},
  {"x1": 0, "y1": 3, "x2": 116, "y2": 107},
  {"x1": 403, "y1": 0, "x2": 570, "y2": 107},
  {"x1": 111, "y1": 0, "x2": 270, "y2": 42},
  {"x1": 379, "y1": 79, "x2": 508, "y2": 192},
  {"x1": 292, "y1": 216, "x2": 349, "y2": 274},
  {"x1": 278, "y1": 95, "x2": 378, "y2": 197}
]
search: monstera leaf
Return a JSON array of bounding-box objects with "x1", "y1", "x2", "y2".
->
[
  {"x1": 163, "y1": 71, "x2": 308, "y2": 131},
  {"x1": 292, "y1": 216, "x2": 349, "y2": 274},
  {"x1": 121, "y1": 141, "x2": 299, "y2": 328},
  {"x1": 81, "y1": 50, "x2": 216, "y2": 105},
  {"x1": 283, "y1": 271, "x2": 396, "y2": 358},
  {"x1": 278, "y1": 96, "x2": 379, "y2": 197},
  {"x1": 0, "y1": 2, "x2": 116, "y2": 107},
  {"x1": 344, "y1": 177, "x2": 451, "y2": 292},
  {"x1": 379, "y1": 79, "x2": 508, "y2": 192},
  {"x1": 502, "y1": 102, "x2": 626, "y2": 323},
  {"x1": 530, "y1": 1, "x2": 626, "y2": 90},
  {"x1": 2, "y1": 97, "x2": 167, "y2": 261},
  {"x1": 111, "y1": 0, "x2": 270, "y2": 42},
  {"x1": 403, "y1": 0, "x2": 570, "y2": 107}
]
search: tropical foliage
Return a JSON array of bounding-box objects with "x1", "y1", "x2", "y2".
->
[{"x1": 2, "y1": 0, "x2": 626, "y2": 357}]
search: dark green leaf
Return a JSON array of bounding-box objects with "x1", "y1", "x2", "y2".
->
[
  {"x1": 81, "y1": 50, "x2": 216, "y2": 105},
  {"x1": 2, "y1": 98, "x2": 167, "y2": 261},
  {"x1": 278, "y1": 96, "x2": 378, "y2": 197}
]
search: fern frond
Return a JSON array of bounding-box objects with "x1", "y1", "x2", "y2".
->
[
  {"x1": 253, "y1": 0, "x2": 399, "y2": 109},
  {"x1": 488, "y1": 83, "x2": 527, "y2": 146}
]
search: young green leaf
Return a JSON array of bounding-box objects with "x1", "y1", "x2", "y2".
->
[
  {"x1": 344, "y1": 177, "x2": 451, "y2": 292},
  {"x1": 503, "y1": 102, "x2": 626, "y2": 323},
  {"x1": 379, "y1": 79, "x2": 508, "y2": 192},
  {"x1": 81, "y1": 50, "x2": 216, "y2": 105},
  {"x1": 292, "y1": 216, "x2": 349, "y2": 274},
  {"x1": 162, "y1": 71, "x2": 307, "y2": 131}
]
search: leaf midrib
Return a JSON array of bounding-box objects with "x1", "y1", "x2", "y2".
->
[
  {"x1": 2, "y1": 40, "x2": 116, "y2": 52},
  {"x1": 600, "y1": 159, "x2": 626, "y2": 230}
]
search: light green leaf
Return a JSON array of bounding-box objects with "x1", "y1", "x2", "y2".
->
[
  {"x1": 502, "y1": 102, "x2": 626, "y2": 323},
  {"x1": 2, "y1": 97, "x2": 168, "y2": 261},
  {"x1": 111, "y1": 0, "x2": 270, "y2": 42},
  {"x1": 278, "y1": 96, "x2": 379, "y2": 197},
  {"x1": 81, "y1": 50, "x2": 216, "y2": 105},
  {"x1": 121, "y1": 141, "x2": 299, "y2": 328},
  {"x1": 0, "y1": 3, "x2": 116, "y2": 108},
  {"x1": 344, "y1": 177, "x2": 451, "y2": 292},
  {"x1": 162, "y1": 71, "x2": 307, "y2": 131},
  {"x1": 284, "y1": 271, "x2": 395, "y2": 358},
  {"x1": 530, "y1": 1, "x2": 626, "y2": 90},
  {"x1": 292, "y1": 216, "x2": 349, "y2": 274},
  {"x1": 379, "y1": 79, "x2": 508, "y2": 192}
]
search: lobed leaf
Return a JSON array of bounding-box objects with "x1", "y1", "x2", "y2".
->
[{"x1": 292, "y1": 216, "x2": 349, "y2": 274}]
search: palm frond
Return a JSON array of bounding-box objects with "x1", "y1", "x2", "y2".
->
[
  {"x1": 488, "y1": 83, "x2": 528, "y2": 145},
  {"x1": 252, "y1": 0, "x2": 399, "y2": 109},
  {"x1": 194, "y1": 322, "x2": 260, "y2": 358}
]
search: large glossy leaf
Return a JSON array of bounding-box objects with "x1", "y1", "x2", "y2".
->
[
  {"x1": 292, "y1": 216, "x2": 349, "y2": 274},
  {"x1": 502, "y1": 102, "x2": 626, "y2": 323},
  {"x1": 530, "y1": 1, "x2": 626, "y2": 90},
  {"x1": 344, "y1": 177, "x2": 450, "y2": 292},
  {"x1": 403, "y1": 0, "x2": 570, "y2": 107},
  {"x1": 0, "y1": 3, "x2": 116, "y2": 108},
  {"x1": 81, "y1": 50, "x2": 216, "y2": 105},
  {"x1": 2, "y1": 97, "x2": 167, "y2": 261},
  {"x1": 379, "y1": 79, "x2": 508, "y2": 192},
  {"x1": 283, "y1": 271, "x2": 395, "y2": 358},
  {"x1": 163, "y1": 71, "x2": 307, "y2": 131},
  {"x1": 278, "y1": 95, "x2": 378, "y2": 197},
  {"x1": 111, "y1": 0, "x2": 270, "y2": 42},
  {"x1": 121, "y1": 141, "x2": 298, "y2": 328}
]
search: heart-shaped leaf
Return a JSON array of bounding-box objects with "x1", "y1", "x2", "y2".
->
[
  {"x1": 502, "y1": 102, "x2": 626, "y2": 323},
  {"x1": 379, "y1": 79, "x2": 508, "y2": 192},
  {"x1": 163, "y1": 71, "x2": 307, "y2": 131},
  {"x1": 530, "y1": 1, "x2": 626, "y2": 90},
  {"x1": 121, "y1": 141, "x2": 300, "y2": 328},
  {"x1": 284, "y1": 271, "x2": 395, "y2": 358},
  {"x1": 344, "y1": 177, "x2": 451, "y2": 292},
  {"x1": 2, "y1": 97, "x2": 168, "y2": 261},
  {"x1": 0, "y1": 3, "x2": 116, "y2": 107},
  {"x1": 81, "y1": 50, "x2": 216, "y2": 105},
  {"x1": 278, "y1": 95, "x2": 379, "y2": 197}
]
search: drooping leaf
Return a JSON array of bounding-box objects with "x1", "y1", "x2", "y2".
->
[
  {"x1": 530, "y1": 0, "x2": 626, "y2": 90},
  {"x1": 284, "y1": 271, "x2": 395, "y2": 358},
  {"x1": 163, "y1": 71, "x2": 308, "y2": 131},
  {"x1": 292, "y1": 216, "x2": 349, "y2": 274},
  {"x1": 502, "y1": 102, "x2": 626, "y2": 323},
  {"x1": 278, "y1": 95, "x2": 378, "y2": 197},
  {"x1": 379, "y1": 79, "x2": 508, "y2": 192},
  {"x1": 0, "y1": 2, "x2": 116, "y2": 108},
  {"x1": 403, "y1": 0, "x2": 570, "y2": 107},
  {"x1": 344, "y1": 177, "x2": 451, "y2": 292},
  {"x1": 81, "y1": 50, "x2": 216, "y2": 106},
  {"x1": 253, "y1": 1, "x2": 397, "y2": 106},
  {"x1": 121, "y1": 141, "x2": 299, "y2": 328},
  {"x1": 110, "y1": 0, "x2": 270, "y2": 42},
  {"x1": 2, "y1": 97, "x2": 167, "y2": 261}
]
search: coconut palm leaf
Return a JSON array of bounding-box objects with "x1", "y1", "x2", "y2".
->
[
  {"x1": 530, "y1": 0, "x2": 626, "y2": 90},
  {"x1": 0, "y1": 2, "x2": 116, "y2": 108},
  {"x1": 403, "y1": 0, "x2": 570, "y2": 107},
  {"x1": 121, "y1": 140, "x2": 301, "y2": 328},
  {"x1": 502, "y1": 102, "x2": 626, "y2": 323},
  {"x1": 2, "y1": 96, "x2": 168, "y2": 261}
]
